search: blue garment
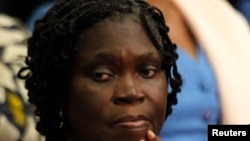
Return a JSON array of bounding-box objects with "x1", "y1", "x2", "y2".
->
[
  {"x1": 27, "y1": 1, "x2": 55, "y2": 31},
  {"x1": 160, "y1": 47, "x2": 221, "y2": 141}
]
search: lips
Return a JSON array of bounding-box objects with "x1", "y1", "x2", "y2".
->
[{"x1": 113, "y1": 115, "x2": 150, "y2": 131}]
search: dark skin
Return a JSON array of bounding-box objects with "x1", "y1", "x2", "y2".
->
[
  {"x1": 64, "y1": 17, "x2": 167, "y2": 141},
  {"x1": 147, "y1": 0, "x2": 197, "y2": 59}
]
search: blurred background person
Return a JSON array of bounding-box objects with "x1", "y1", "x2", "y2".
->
[
  {"x1": 228, "y1": 0, "x2": 250, "y2": 23},
  {"x1": 147, "y1": 0, "x2": 250, "y2": 141},
  {"x1": 0, "y1": 13, "x2": 43, "y2": 141},
  {"x1": 27, "y1": 1, "x2": 56, "y2": 31},
  {"x1": 0, "y1": 0, "x2": 53, "y2": 24}
]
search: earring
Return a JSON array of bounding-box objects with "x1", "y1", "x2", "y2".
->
[{"x1": 59, "y1": 110, "x2": 64, "y2": 128}]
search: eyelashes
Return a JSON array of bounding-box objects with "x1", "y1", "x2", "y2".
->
[
  {"x1": 138, "y1": 65, "x2": 159, "y2": 79},
  {"x1": 91, "y1": 64, "x2": 161, "y2": 82},
  {"x1": 92, "y1": 67, "x2": 115, "y2": 82}
]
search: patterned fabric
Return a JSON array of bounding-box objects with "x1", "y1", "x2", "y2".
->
[{"x1": 0, "y1": 13, "x2": 44, "y2": 141}]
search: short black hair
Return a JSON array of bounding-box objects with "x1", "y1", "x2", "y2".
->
[{"x1": 18, "y1": 0, "x2": 182, "y2": 140}]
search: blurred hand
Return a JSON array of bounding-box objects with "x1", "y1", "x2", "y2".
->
[{"x1": 140, "y1": 130, "x2": 162, "y2": 141}]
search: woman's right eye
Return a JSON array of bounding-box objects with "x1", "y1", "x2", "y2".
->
[{"x1": 92, "y1": 68, "x2": 114, "y2": 82}]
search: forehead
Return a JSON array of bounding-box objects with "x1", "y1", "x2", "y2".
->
[
  {"x1": 73, "y1": 16, "x2": 160, "y2": 61},
  {"x1": 76, "y1": 16, "x2": 152, "y2": 49}
]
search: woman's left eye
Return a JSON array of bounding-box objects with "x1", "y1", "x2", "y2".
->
[{"x1": 139, "y1": 65, "x2": 158, "y2": 78}]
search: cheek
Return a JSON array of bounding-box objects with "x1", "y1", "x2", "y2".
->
[
  {"x1": 147, "y1": 73, "x2": 168, "y2": 106},
  {"x1": 156, "y1": 83, "x2": 168, "y2": 133},
  {"x1": 154, "y1": 80, "x2": 168, "y2": 117},
  {"x1": 64, "y1": 79, "x2": 112, "y2": 139},
  {"x1": 65, "y1": 78, "x2": 109, "y2": 123},
  {"x1": 67, "y1": 79, "x2": 107, "y2": 113},
  {"x1": 144, "y1": 75, "x2": 168, "y2": 133}
]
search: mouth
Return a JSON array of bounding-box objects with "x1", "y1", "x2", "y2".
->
[{"x1": 113, "y1": 115, "x2": 150, "y2": 131}]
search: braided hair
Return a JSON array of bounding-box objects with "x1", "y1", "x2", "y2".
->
[{"x1": 18, "y1": 0, "x2": 182, "y2": 140}]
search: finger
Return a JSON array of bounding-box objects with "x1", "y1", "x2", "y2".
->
[{"x1": 146, "y1": 130, "x2": 162, "y2": 141}]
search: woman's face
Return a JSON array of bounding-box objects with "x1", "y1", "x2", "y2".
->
[{"x1": 65, "y1": 17, "x2": 168, "y2": 141}]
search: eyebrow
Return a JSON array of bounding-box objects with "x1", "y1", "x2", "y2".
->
[
  {"x1": 84, "y1": 53, "x2": 119, "y2": 67},
  {"x1": 137, "y1": 52, "x2": 161, "y2": 62},
  {"x1": 83, "y1": 51, "x2": 161, "y2": 67}
]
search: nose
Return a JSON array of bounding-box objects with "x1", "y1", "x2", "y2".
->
[{"x1": 113, "y1": 73, "x2": 145, "y2": 105}]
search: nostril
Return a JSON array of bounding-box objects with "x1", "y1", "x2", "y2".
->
[
  {"x1": 114, "y1": 97, "x2": 145, "y2": 105},
  {"x1": 137, "y1": 97, "x2": 144, "y2": 103},
  {"x1": 114, "y1": 98, "x2": 130, "y2": 105}
]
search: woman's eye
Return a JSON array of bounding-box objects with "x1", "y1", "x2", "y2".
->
[
  {"x1": 92, "y1": 68, "x2": 113, "y2": 82},
  {"x1": 139, "y1": 65, "x2": 158, "y2": 78}
]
